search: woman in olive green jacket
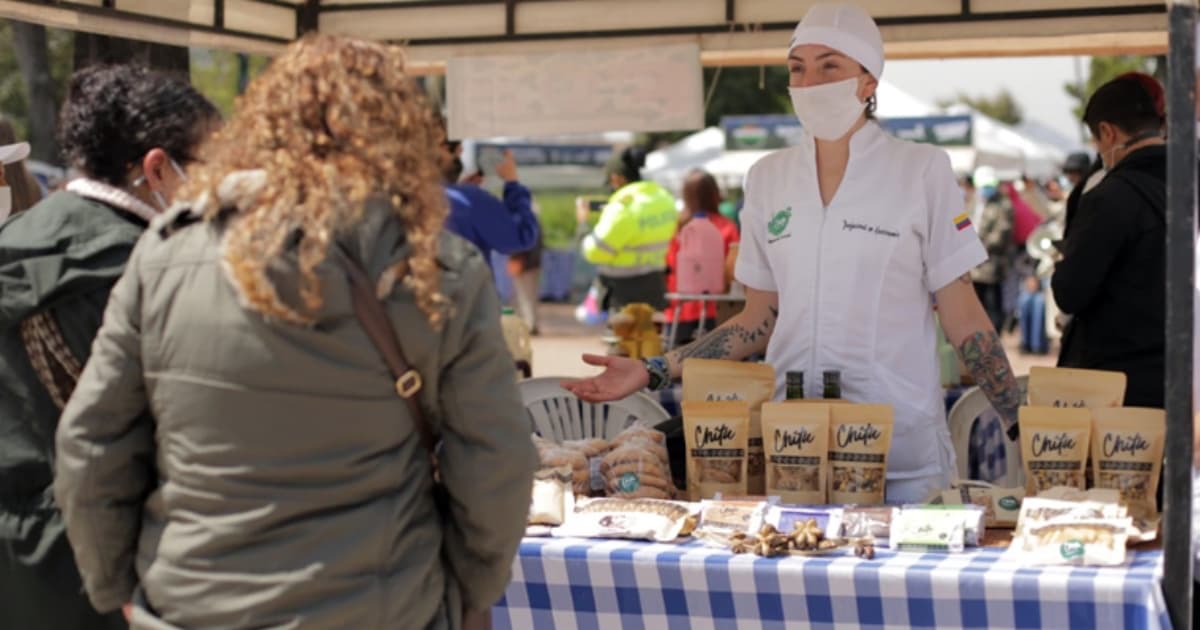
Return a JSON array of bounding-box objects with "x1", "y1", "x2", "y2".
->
[{"x1": 54, "y1": 36, "x2": 536, "y2": 629}]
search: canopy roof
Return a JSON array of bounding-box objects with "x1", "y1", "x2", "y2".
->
[{"x1": 0, "y1": 0, "x2": 1167, "y2": 72}]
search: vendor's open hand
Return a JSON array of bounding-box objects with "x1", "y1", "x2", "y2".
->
[
  {"x1": 575, "y1": 197, "x2": 592, "y2": 224},
  {"x1": 561, "y1": 354, "x2": 649, "y2": 402}
]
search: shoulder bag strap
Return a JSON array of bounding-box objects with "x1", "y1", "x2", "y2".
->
[{"x1": 335, "y1": 245, "x2": 436, "y2": 456}]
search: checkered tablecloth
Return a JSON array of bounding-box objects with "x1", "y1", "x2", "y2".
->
[{"x1": 494, "y1": 537, "x2": 1168, "y2": 629}]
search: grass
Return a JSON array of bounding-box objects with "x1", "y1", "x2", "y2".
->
[{"x1": 534, "y1": 189, "x2": 606, "y2": 250}]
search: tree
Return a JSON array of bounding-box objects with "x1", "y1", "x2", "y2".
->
[
  {"x1": 938, "y1": 89, "x2": 1024, "y2": 125},
  {"x1": 11, "y1": 22, "x2": 60, "y2": 163},
  {"x1": 1063, "y1": 55, "x2": 1164, "y2": 122},
  {"x1": 641, "y1": 65, "x2": 793, "y2": 148}
]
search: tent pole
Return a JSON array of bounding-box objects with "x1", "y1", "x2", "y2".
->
[{"x1": 1164, "y1": 1, "x2": 1197, "y2": 628}]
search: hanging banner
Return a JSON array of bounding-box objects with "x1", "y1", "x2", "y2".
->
[{"x1": 722, "y1": 114, "x2": 973, "y2": 150}]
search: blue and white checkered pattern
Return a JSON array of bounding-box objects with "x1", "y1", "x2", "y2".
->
[{"x1": 494, "y1": 537, "x2": 1168, "y2": 629}]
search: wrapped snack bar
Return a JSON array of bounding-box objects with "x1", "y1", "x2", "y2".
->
[{"x1": 553, "y1": 498, "x2": 700, "y2": 542}]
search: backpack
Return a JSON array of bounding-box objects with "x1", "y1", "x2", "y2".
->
[{"x1": 674, "y1": 214, "x2": 727, "y2": 295}]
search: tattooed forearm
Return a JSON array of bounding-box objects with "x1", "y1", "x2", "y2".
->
[
  {"x1": 666, "y1": 304, "x2": 779, "y2": 376},
  {"x1": 958, "y1": 329, "x2": 1023, "y2": 439}
]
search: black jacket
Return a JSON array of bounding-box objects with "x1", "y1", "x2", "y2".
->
[
  {"x1": 0, "y1": 190, "x2": 137, "y2": 629},
  {"x1": 1053, "y1": 145, "x2": 1165, "y2": 408}
]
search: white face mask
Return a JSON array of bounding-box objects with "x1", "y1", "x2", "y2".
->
[
  {"x1": 134, "y1": 157, "x2": 188, "y2": 212},
  {"x1": 788, "y1": 77, "x2": 867, "y2": 141},
  {"x1": 0, "y1": 186, "x2": 10, "y2": 222}
]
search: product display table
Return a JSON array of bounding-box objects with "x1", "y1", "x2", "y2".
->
[{"x1": 493, "y1": 535, "x2": 1167, "y2": 629}]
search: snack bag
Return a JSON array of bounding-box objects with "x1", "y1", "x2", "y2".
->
[
  {"x1": 553, "y1": 497, "x2": 699, "y2": 542},
  {"x1": 602, "y1": 424, "x2": 673, "y2": 500},
  {"x1": 682, "y1": 359, "x2": 774, "y2": 494},
  {"x1": 828, "y1": 404, "x2": 894, "y2": 505},
  {"x1": 1019, "y1": 407, "x2": 1092, "y2": 495},
  {"x1": 1027, "y1": 367, "x2": 1126, "y2": 409},
  {"x1": 761, "y1": 402, "x2": 830, "y2": 504},
  {"x1": 682, "y1": 400, "x2": 750, "y2": 501},
  {"x1": 533, "y1": 435, "x2": 610, "y2": 496},
  {"x1": 1090, "y1": 407, "x2": 1165, "y2": 517},
  {"x1": 528, "y1": 466, "x2": 575, "y2": 526},
  {"x1": 937, "y1": 481, "x2": 1024, "y2": 528}
]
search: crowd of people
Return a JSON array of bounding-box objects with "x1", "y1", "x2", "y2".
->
[{"x1": 0, "y1": 1, "x2": 1179, "y2": 628}]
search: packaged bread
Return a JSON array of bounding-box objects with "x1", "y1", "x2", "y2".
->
[
  {"x1": 1090, "y1": 407, "x2": 1165, "y2": 517},
  {"x1": 601, "y1": 424, "x2": 673, "y2": 500},
  {"x1": 528, "y1": 466, "x2": 576, "y2": 526},
  {"x1": 828, "y1": 405, "x2": 894, "y2": 505},
  {"x1": 682, "y1": 400, "x2": 750, "y2": 501},
  {"x1": 1018, "y1": 519, "x2": 1131, "y2": 566},
  {"x1": 1027, "y1": 367, "x2": 1126, "y2": 409},
  {"x1": 937, "y1": 481, "x2": 1024, "y2": 528},
  {"x1": 682, "y1": 359, "x2": 774, "y2": 495},
  {"x1": 761, "y1": 402, "x2": 830, "y2": 504},
  {"x1": 532, "y1": 434, "x2": 610, "y2": 496},
  {"x1": 552, "y1": 497, "x2": 699, "y2": 542},
  {"x1": 1019, "y1": 407, "x2": 1092, "y2": 495}
]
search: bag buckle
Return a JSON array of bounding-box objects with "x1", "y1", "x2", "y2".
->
[{"x1": 395, "y1": 370, "x2": 422, "y2": 398}]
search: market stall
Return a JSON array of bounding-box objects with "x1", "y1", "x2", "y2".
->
[{"x1": 524, "y1": 363, "x2": 1173, "y2": 628}]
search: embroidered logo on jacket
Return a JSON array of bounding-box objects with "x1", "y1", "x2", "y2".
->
[
  {"x1": 953, "y1": 212, "x2": 973, "y2": 232},
  {"x1": 768, "y1": 206, "x2": 792, "y2": 238}
]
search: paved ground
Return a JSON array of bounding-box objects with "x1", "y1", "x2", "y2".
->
[{"x1": 529, "y1": 303, "x2": 1057, "y2": 380}]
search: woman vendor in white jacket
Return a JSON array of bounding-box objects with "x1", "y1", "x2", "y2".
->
[{"x1": 565, "y1": 2, "x2": 1024, "y2": 504}]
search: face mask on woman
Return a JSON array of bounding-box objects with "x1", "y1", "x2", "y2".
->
[
  {"x1": 134, "y1": 157, "x2": 188, "y2": 212},
  {"x1": 788, "y1": 77, "x2": 866, "y2": 141}
]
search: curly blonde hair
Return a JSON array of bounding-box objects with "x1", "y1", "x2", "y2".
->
[{"x1": 181, "y1": 34, "x2": 449, "y2": 328}]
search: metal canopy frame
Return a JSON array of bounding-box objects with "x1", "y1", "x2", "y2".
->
[
  {"x1": 0, "y1": 0, "x2": 1171, "y2": 67},
  {"x1": 0, "y1": 0, "x2": 1194, "y2": 628}
]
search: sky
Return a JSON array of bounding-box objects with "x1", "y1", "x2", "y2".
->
[{"x1": 884, "y1": 55, "x2": 1089, "y2": 152}]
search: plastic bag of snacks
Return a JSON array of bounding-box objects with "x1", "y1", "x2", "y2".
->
[
  {"x1": 891, "y1": 509, "x2": 965, "y2": 553},
  {"x1": 1019, "y1": 407, "x2": 1091, "y2": 495},
  {"x1": 761, "y1": 402, "x2": 830, "y2": 504},
  {"x1": 682, "y1": 400, "x2": 750, "y2": 501},
  {"x1": 528, "y1": 466, "x2": 576, "y2": 526},
  {"x1": 532, "y1": 434, "x2": 610, "y2": 496},
  {"x1": 693, "y1": 500, "x2": 770, "y2": 546},
  {"x1": 682, "y1": 359, "x2": 775, "y2": 495},
  {"x1": 1027, "y1": 366, "x2": 1126, "y2": 409},
  {"x1": 1090, "y1": 407, "x2": 1165, "y2": 518},
  {"x1": 828, "y1": 405, "x2": 894, "y2": 505},
  {"x1": 934, "y1": 480, "x2": 1025, "y2": 528},
  {"x1": 552, "y1": 497, "x2": 700, "y2": 542},
  {"x1": 602, "y1": 424, "x2": 673, "y2": 500}
]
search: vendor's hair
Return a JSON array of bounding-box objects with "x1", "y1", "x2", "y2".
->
[
  {"x1": 1083, "y1": 72, "x2": 1165, "y2": 138},
  {"x1": 180, "y1": 34, "x2": 449, "y2": 328},
  {"x1": 683, "y1": 169, "x2": 721, "y2": 215},
  {"x1": 58, "y1": 65, "x2": 217, "y2": 186}
]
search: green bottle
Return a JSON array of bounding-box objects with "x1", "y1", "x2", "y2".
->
[
  {"x1": 785, "y1": 371, "x2": 805, "y2": 399},
  {"x1": 822, "y1": 370, "x2": 842, "y2": 399}
]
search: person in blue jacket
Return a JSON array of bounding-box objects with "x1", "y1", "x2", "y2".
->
[{"x1": 441, "y1": 138, "x2": 539, "y2": 263}]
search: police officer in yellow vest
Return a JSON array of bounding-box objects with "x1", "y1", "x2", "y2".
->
[{"x1": 577, "y1": 147, "x2": 678, "y2": 311}]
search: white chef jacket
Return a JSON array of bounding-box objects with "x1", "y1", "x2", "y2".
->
[{"x1": 735, "y1": 122, "x2": 988, "y2": 482}]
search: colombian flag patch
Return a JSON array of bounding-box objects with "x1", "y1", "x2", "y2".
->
[{"x1": 953, "y1": 212, "x2": 972, "y2": 232}]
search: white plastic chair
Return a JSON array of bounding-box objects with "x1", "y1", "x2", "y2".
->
[
  {"x1": 946, "y1": 375, "x2": 1028, "y2": 487},
  {"x1": 518, "y1": 377, "x2": 671, "y2": 442}
]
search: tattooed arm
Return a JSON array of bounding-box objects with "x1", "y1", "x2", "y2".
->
[
  {"x1": 935, "y1": 274, "x2": 1023, "y2": 439},
  {"x1": 664, "y1": 287, "x2": 780, "y2": 377},
  {"x1": 562, "y1": 288, "x2": 779, "y2": 402}
]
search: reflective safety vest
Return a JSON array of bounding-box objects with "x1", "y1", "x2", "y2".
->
[{"x1": 581, "y1": 180, "x2": 677, "y2": 277}]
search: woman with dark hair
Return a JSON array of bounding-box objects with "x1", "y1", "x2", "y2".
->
[
  {"x1": 53, "y1": 36, "x2": 533, "y2": 628},
  {"x1": 0, "y1": 64, "x2": 217, "y2": 629},
  {"x1": 577, "y1": 146, "x2": 678, "y2": 311},
  {"x1": 1053, "y1": 72, "x2": 1167, "y2": 408}
]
